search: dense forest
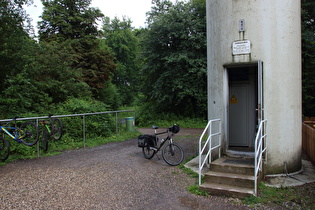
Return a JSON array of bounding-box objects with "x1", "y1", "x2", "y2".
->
[{"x1": 0, "y1": 0, "x2": 314, "y2": 123}]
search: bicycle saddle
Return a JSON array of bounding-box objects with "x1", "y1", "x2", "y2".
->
[{"x1": 152, "y1": 126, "x2": 159, "y2": 129}]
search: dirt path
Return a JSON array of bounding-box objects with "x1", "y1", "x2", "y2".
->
[{"x1": 0, "y1": 128, "x2": 249, "y2": 209}]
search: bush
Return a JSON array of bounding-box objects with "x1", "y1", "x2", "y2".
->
[
  {"x1": 54, "y1": 97, "x2": 115, "y2": 140},
  {"x1": 135, "y1": 103, "x2": 207, "y2": 128}
]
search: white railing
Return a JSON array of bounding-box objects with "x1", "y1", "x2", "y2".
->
[
  {"x1": 198, "y1": 119, "x2": 221, "y2": 185},
  {"x1": 254, "y1": 119, "x2": 267, "y2": 195}
]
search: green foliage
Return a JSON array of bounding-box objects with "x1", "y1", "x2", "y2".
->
[
  {"x1": 2, "y1": 127, "x2": 140, "y2": 164},
  {"x1": 8, "y1": 141, "x2": 37, "y2": 159},
  {"x1": 0, "y1": 0, "x2": 33, "y2": 82},
  {"x1": 102, "y1": 17, "x2": 142, "y2": 106},
  {"x1": 302, "y1": 0, "x2": 315, "y2": 116},
  {"x1": 141, "y1": 0, "x2": 207, "y2": 118},
  {"x1": 243, "y1": 182, "x2": 315, "y2": 209},
  {"x1": 179, "y1": 162, "x2": 199, "y2": 179},
  {"x1": 135, "y1": 102, "x2": 207, "y2": 128},
  {"x1": 178, "y1": 158, "x2": 208, "y2": 196},
  {"x1": 39, "y1": 0, "x2": 116, "y2": 95},
  {"x1": 53, "y1": 98, "x2": 114, "y2": 139},
  {"x1": 98, "y1": 81, "x2": 122, "y2": 110},
  {"x1": 39, "y1": 0, "x2": 103, "y2": 41},
  {"x1": 0, "y1": 70, "x2": 52, "y2": 117},
  {"x1": 187, "y1": 185, "x2": 209, "y2": 196}
]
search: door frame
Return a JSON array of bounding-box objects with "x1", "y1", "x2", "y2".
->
[{"x1": 224, "y1": 61, "x2": 263, "y2": 151}]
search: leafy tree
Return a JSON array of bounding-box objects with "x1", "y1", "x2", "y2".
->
[
  {"x1": 38, "y1": 0, "x2": 116, "y2": 95},
  {"x1": 39, "y1": 0, "x2": 102, "y2": 41},
  {"x1": 102, "y1": 17, "x2": 142, "y2": 106},
  {"x1": 302, "y1": 0, "x2": 315, "y2": 116},
  {"x1": 0, "y1": 0, "x2": 33, "y2": 90},
  {"x1": 30, "y1": 42, "x2": 93, "y2": 103},
  {"x1": 0, "y1": 0, "x2": 41, "y2": 117},
  {"x1": 141, "y1": 0, "x2": 207, "y2": 117}
]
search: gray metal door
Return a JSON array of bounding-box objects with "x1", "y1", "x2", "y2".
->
[{"x1": 229, "y1": 85, "x2": 248, "y2": 146}]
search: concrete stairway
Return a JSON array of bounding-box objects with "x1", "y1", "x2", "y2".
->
[{"x1": 199, "y1": 156, "x2": 256, "y2": 198}]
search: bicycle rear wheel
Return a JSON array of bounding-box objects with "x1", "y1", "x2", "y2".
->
[
  {"x1": 50, "y1": 118, "x2": 63, "y2": 140},
  {"x1": 0, "y1": 137, "x2": 10, "y2": 161},
  {"x1": 162, "y1": 143, "x2": 184, "y2": 166},
  {"x1": 142, "y1": 146, "x2": 156, "y2": 159},
  {"x1": 19, "y1": 121, "x2": 39, "y2": 146},
  {"x1": 41, "y1": 129, "x2": 49, "y2": 151}
]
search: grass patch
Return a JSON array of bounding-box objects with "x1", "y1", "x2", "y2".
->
[
  {"x1": 178, "y1": 157, "x2": 209, "y2": 196},
  {"x1": 1, "y1": 130, "x2": 140, "y2": 165},
  {"x1": 187, "y1": 185, "x2": 209, "y2": 196},
  {"x1": 243, "y1": 182, "x2": 315, "y2": 209},
  {"x1": 137, "y1": 115, "x2": 207, "y2": 128}
]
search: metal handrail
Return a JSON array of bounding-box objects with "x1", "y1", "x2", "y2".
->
[
  {"x1": 198, "y1": 119, "x2": 221, "y2": 185},
  {"x1": 254, "y1": 119, "x2": 267, "y2": 195}
]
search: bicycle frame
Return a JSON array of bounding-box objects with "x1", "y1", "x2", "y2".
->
[
  {"x1": 40, "y1": 121, "x2": 52, "y2": 134},
  {"x1": 153, "y1": 129, "x2": 173, "y2": 151},
  {"x1": 0, "y1": 125, "x2": 23, "y2": 141}
]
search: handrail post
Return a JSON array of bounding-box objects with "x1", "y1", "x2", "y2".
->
[
  {"x1": 254, "y1": 119, "x2": 267, "y2": 196},
  {"x1": 208, "y1": 121, "x2": 212, "y2": 167},
  {"x1": 198, "y1": 119, "x2": 221, "y2": 186}
]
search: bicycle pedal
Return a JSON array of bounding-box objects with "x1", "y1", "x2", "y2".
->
[{"x1": 150, "y1": 147, "x2": 157, "y2": 151}]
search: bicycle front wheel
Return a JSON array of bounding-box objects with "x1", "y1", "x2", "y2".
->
[
  {"x1": 20, "y1": 122, "x2": 39, "y2": 146},
  {"x1": 142, "y1": 146, "x2": 156, "y2": 159},
  {"x1": 162, "y1": 143, "x2": 184, "y2": 166},
  {"x1": 0, "y1": 137, "x2": 10, "y2": 161},
  {"x1": 51, "y1": 118, "x2": 63, "y2": 140}
]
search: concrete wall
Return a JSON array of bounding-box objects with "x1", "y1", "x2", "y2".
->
[{"x1": 207, "y1": 0, "x2": 302, "y2": 174}]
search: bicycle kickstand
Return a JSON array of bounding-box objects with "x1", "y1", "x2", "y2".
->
[{"x1": 156, "y1": 153, "x2": 161, "y2": 160}]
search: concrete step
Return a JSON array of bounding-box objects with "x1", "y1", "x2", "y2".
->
[
  {"x1": 210, "y1": 156, "x2": 254, "y2": 175},
  {"x1": 200, "y1": 183, "x2": 255, "y2": 198},
  {"x1": 204, "y1": 171, "x2": 255, "y2": 188}
]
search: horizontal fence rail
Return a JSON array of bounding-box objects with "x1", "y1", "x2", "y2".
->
[{"x1": 0, "y1": 110, "x2": 135, "y2": 158}]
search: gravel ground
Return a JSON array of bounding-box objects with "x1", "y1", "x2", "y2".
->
[{"x1": 0, "y1": 128, "x2": 250, "y2": 209}]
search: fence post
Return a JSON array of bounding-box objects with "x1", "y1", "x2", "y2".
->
[
  {"x1": 83, "y1": 115, "x2": 86, "y2": 148},
  {"x1": 115, "y1": 112, "x2": 118, "y2": 137},
  {"x1": 36, "y1": 118, "x2": 40, "y2": 158}
]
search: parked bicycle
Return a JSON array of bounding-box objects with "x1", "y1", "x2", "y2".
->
[
  {"x1": 0, "y1": 117, "x2": 39, "y2": 161},
  {"x1": 138, "y1": 124, "x2": 184, "y2": 166},
  {"x1": 40, "y1": 114, "x2": 63, "y2": 151}
]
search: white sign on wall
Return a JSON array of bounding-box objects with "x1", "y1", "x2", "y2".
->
[{"x1": 232, "y1": 40, "x2": 251, "y2": 55}]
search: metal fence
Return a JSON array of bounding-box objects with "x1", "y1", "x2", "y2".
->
[{"x1": 0, "y1": 110, "x2": 135, "y2": 157}]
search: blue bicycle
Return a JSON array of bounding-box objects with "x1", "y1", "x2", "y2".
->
[{"x1": 0, "y1": 117, "x2": 39, "y2": 161}]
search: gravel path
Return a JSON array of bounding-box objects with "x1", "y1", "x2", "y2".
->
[{"x1": 0, "y1": 128, "x2": 249, "y2": 209}]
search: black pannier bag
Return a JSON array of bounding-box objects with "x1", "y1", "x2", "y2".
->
[
  {"x1": 138, "y1": 135, "x2": 146, "y2": 147},
  {"x1": 138, "y1": 135, "x2": 157, "y2": 147}
]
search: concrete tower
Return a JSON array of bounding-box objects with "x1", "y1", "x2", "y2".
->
[{"x1": 206, "y1": 0, "x2": 302, "y2": 174}]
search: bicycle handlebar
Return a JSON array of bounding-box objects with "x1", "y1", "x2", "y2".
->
[{"x1": 152, "y1": 124, "x2": 180, "y2": 135}]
